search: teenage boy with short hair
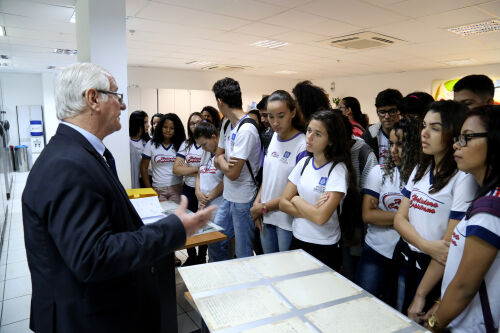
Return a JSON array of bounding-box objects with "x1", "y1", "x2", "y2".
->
[
  {"x1": 208, "y1": 77, "x2": 261, "y2": 261},
  {"x1": 362, "y1": 88, "x2": 403, "y2": 165},
  {"x1": 453, "y1": 74, "x2": 495, "y2": 110}
]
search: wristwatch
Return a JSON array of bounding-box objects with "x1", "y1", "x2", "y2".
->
[{"x1": 261, "y1": 204, "x2": 268, "y2": 215}]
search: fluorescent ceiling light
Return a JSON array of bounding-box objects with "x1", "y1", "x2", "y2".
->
[
  {"x1": 275, "y1": 70, "x2": 297, "y2": 74},
  {"x1": 69, "y1": 11, "x2": 76, "y2": 23},
  {"x1": 251, "y1": 40, "x2": 289, "y2": 49},
  {"x1": 448, "y1": 20, "x2": 500, "y2": 36},
  {"x1": 53, "y1": 48, "x2": 77, "y2": 55},
  {"x1": 0, "y1": 26, "x2": 6, "y2": 37},
  {"x1": 443, "y1": 59, "x2": 476, "y2": 66}
]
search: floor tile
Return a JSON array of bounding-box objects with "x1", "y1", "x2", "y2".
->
[
  {"x1": 6, "y1": 249, "x2": 27, "y2": 265},
  {"x1": 177, "y1": 313, "x2": 198, "y2": 333},
  {"x1": 3, "y1": 276, "x2": 31, "y2": 300},
  {"x1": 0, "y1": 319, "x2": 31, "y2": 333},
  {"x1": 5, "y1": 262, "x2": 29, "y2": 281},
  {"x1": 1, "y1": 295, "x2": 31, "y2": 325},
  {"x1": 0, "y1": 265, "x2": 6, "y2": 282}
]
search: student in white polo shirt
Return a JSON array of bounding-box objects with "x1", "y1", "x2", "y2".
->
[
  {"x1": 280, "y1": 110, "x2": 356, "y2": 271},
  {"x1": 356, "y1": 117, "x2": 421, "y2": 306},
  {"x1": 425, "y1": 106, "x2": 500, "y2": 332},
  {"x1": 194, "y1": 122, "x2": 224, "y2": 220},
  {"x1": 174, "y1": 112, "x2": 204, "y2": 266},
  {"x1": 208, "y1": 78, "x2": 262, "y2": 261},
  {"x1": 140, "y1": 113, "x2": 185, "y2": 203},
  {"x1": 250, "y1": 90, "x2": 306, "y2": 253},
  {"x1": 394, "y1": 100, "x2": 478, "y2": 319}
]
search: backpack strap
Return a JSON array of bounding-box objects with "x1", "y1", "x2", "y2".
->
[
  {"x1": 479, "y1": 281, "x2": 497, "y2": 333},
  {"x1": 352, "y1": 123, "x2": 365, "y2": 133},
  {"x1": 466, "y1": 196, "x2": 500, "y2": 219},
  {"x1": 300, "y1": 156, "x2": 313, "y2": 176},
  {"x1": 223, "y1": 118, "x2": 231, "y2": 134},
  {"x1": 234, "y1": 116, "x2": 261, "y2": 186}
]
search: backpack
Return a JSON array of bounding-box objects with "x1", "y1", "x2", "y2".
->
[
  {"x1": 222, "y1": 117, "x2": 263, "y2": 188},
  {"x1": 300, "y1": 156, "x2": 363, "y2": 245},
  {"x1": 465, "y1": 194, "x2": 500, "y2": 333}
]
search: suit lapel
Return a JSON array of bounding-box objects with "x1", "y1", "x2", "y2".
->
[{"x1": 57, "y1": 124, "x2": 144, "y2": 229}]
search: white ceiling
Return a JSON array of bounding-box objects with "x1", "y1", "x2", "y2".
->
[{"x1": 0, "y1": 0, "x2": 499, "y2": 79}]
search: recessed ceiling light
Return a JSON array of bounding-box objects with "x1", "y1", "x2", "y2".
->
[
  {"x1": 69, "y1": 11, "x2": 76, "y2": 23},
  {"x1": 251, "y1": 40, "x2": 289, "y2": 49},
  {"x1": 447, "y1": 20, "x2": 500, "y2": 36},
  {"x1": 0, "y1": 26, "x2": 6, "y2": 37},
  {"x1": 53, "y1": 48, "x2": 77, "y2": 55},
  {"x1": 275, "y1": 70, "x2": 297, "y2": 74},
  {"x1": 443, "y1": 59, "x2": 476, "y2": 66}
]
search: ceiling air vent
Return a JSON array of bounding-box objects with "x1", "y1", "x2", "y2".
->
[
  {"x1": 323, "y1": 32, "x2": 404, "y2": 50},
  {"x1": 201, "y1": 64, "x2": 250, "y2": 72}
]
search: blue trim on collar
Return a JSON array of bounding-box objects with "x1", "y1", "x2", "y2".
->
[
  {"x1": 231, "y1": 114, "x2": 248, "y2": 130},
  {"x1": 312, "y1": 157, "x2": 330, "y2": 170},
  {"x1": 162, "y1": 143, "x2": 173, "y2": 151},
  {"x1": 277, "y1": 131, "x2": 302, "y2": 142}
]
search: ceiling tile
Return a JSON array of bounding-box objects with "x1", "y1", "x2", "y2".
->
[
  {"x1": 0, "y1": 0, "x2": 74, "y2": 21},
  {"x1": 373, "y1": 19, "x2": 453, "y2": 43},
  {"x1": 416, "y1": 6, "x2": 494, "y2": 28},
  {"x1": 137, "y1": 2, "x2": 250, "y2": 31},
  {"x1": 261, "y1": 9, "x2": 329, "y2": 30},
  {"x1": 389, "y1": 0, "x2": 485, "y2": 18},
  {"x1": 269, "y1": 30, "x2": 325, "y2": 43},
  {"x1": 477, "y1": 0, "x2": 500, "y2": 17},
  {"x1": 302, "y1": 19, "x2": 362, "y2": 37},
  {"x1": 256, "y1": 0, "x2": 315, "y2": 7},
  {"x1": 126, "y1": 0, "x2": 149, "y2": 17},
  {"x1": 233, "y1": 22, "x2": 290, "y2": 37},
  {"x1": 296, "y1": 0, "x2": 409, "y2": 28}
]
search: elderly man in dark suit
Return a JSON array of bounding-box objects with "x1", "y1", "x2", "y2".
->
[{"x1": 22, "y1": 63, "x2": 215, "y2": 333}]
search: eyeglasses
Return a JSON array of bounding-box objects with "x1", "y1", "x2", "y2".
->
[
  {"x1": 377, "y1": 108, "x2": 399, "y2": 117},
  {"x1": 82, "y1": 90, "x2": 124, "y2": 104},
  {"x1": 97, "y1": 90, "x2": 124, "y2": 104},
  {"x1": 454, "y1": 133, "x2": 488, "y2": 147}
]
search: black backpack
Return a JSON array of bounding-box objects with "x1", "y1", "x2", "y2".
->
[
  {"x1": 300, "y1": 156, "x2": 363, "y2": 245},
  {"x1": 223, "y1": 117, "x2": 263, "y2": 188}
]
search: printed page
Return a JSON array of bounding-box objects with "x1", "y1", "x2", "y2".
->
[
  {"x1": 196, "y1": 285, "x2": 290, "y2": 331},
  {"x1": 246, "y1": 250, "x2": 323, "y2": 278},
  {"x1": 305, "y1": 297, "x2": 411, "y2": 332},
  {"x1": 242, "y1": 317, "x2": 316, "y2": 333},
  {"x1": 273, "y1": 271, "x2": 360, "y2": 309},
  {"x1": 130, "y1": 196, "x2": 164, "y2": 219},
  {"x1": 179, "y1": 261, "x2": 260, "y2": 293}
]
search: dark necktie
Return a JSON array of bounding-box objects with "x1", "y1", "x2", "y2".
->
[{"x1": 103, "y1": 148, "x2": 118, "y2": 178}]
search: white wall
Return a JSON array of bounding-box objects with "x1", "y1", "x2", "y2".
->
[
  {"x1": 313, "y1": 63, "x2": 500, "y2": 125},
  {"x1": 0, "y1": 72, "x2": 44, "y2": 146},
  {"x1": 127, "y1": 66, "x2": 302, "y2": 114}
]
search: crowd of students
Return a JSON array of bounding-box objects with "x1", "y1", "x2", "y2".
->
[{"x1": 129, "y1": 74, "x2": 499, "y2": 332}]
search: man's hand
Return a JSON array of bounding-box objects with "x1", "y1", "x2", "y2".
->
[{"x1": 174, "y1": 195, "x2": 217, "y2": 237}]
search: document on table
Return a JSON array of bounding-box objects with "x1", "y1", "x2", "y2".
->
[
  {"x1": 179, "y1": 261, "x2": 260, "y2": 293},
  {"x1": 196, "y1": 285, "x2": 291, "y2": 331},
  {"x1": 130, "y1": 196, "x2": 166, "y2": 224},
  {"x1": 305, "y1": 297, "x2": 411, "y2": 332},
  {"x1": 246, "y1": 250, "x2": 323, "y2": 278},
  {"x1": 273, "y1": 271, "x2": 361, "y2": 309},
  {"x1": 241, "y1": 317, "x2": 317, "y2": 333}
]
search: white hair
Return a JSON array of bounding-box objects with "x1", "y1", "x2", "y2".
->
[{"x1": 55, "y1": 62, "x2": 111, "y2": 120}]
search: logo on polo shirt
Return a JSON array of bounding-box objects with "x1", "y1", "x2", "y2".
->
[
  {"x1": 271, "y1": 151, "x2": 279, "y2": 158},
  {"x1": 319, "y1": 177, "x2": 327, "y2": 186},
  {"x1": 231, "y1": 133, "x2": 236, "y2": 141},
  {"x1": 283, "y1": 151, "x2": 291, "y2": 158}
]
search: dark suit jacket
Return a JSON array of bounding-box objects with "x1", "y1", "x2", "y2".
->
[{"x1": 22, "y1": 124, "x2": 186, "y2": 333}]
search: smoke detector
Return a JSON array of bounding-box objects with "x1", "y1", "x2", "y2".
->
[
  {"x1": 201, "y1": 64, "x2": 250, "y2": 72},
  {"x1": 322, "y1": 32, "x2": 405, "y2": 50}
]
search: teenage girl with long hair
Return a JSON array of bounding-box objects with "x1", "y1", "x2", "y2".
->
[
  {"x1": 394, "y1": 100, "x2": 478, "y2": 318},
  {"x1": 140, "y1": 113, "x2": 185, "y2": 203},
  {"x1": 425, "y1": 105, "x2": 500, "y2": 332},
  {"x1": 250, "y1": 90, "x2": 306, "y2": 253},
  {"x1": 173, "y1": 112, "x2": 204, "y2": 265},
  {"x1": 280, "y1": 110, "x2": 356, "y2": 271},
  {"x1": 356, "y1": 117, "x2": 421, "y2": 306}
]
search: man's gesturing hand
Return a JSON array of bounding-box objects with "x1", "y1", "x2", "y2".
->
[{"x1": 174, "y1": 195, "x2": 217, "y2": 237}]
